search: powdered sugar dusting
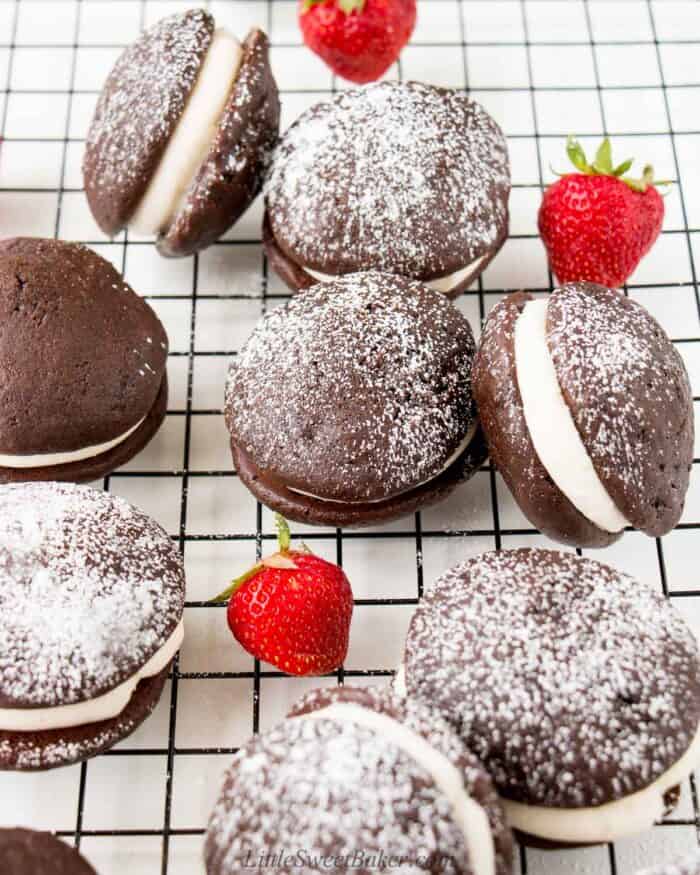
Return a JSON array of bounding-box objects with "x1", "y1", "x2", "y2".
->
[
  {"x1": 265, "y1": 82, "x2": 510, "y2": 280},
  {"x1": 547, "y1": 282, "x2": 694, "y2": 534},
  {"x1": 206, "y1": 716, "x2": 473, "y2": 875},
  {"x1": 84, "y1": 9, "x2": 213, "y2": 232},
  {"x1": 288, "y1": 685, "x2": 513, "y2": 875},
  {"x1": 0, "y1": 483, "x2": 184, "y2": 709},
  {"x1": 225, "y1": 272, "x2": 478, "y2": 502},
  {"x1": 405, "y1": 548, "x2": 700, "y2": 808}
]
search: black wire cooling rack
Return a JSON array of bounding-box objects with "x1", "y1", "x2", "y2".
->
[{"x1": 0, "y1": 0, "x2": 698, "y2": 872}]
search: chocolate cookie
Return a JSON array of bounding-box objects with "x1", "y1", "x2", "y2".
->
[
  {"x1": 84, "y1": 9, "x2": 279, "y2": 256},
  {"x1": 0, "y1": 238, "x2": 168, "y2": 483},
  {"x1": 472, "y1": 283, "x2": 693, "y2": 546},
  {"x1": 206, "y1": 685, "x2": 513, "y2": 875},
  {"x1": 0, "y1": 828, "x2": 96, "y2": 875},
  {"x1": 637, "y1": 852, "x2": 700, "y2": 875},
  {"x1": 264, "y1": 82, "x2": 510, "y2": 297},
  {"x1": 0, "y1": 482, "x2": 185, "y2": 771},
  {"x1": 402, "y1": 548, "x2": 700, "y2": 845},
  {"x1": 225, "y1": 272, "x2": 487, "y2": 527}
]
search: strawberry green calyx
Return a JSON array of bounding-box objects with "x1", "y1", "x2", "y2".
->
[
  {"x1": 209, "y1": 514, "x2": 303, "y2": 603},
  {"x1": 561, "y1": 135, "x2": 672, "y2": 193},
  {"x1": 302, "y1": 0, "x2": 365, "y2": 13},
  {"x1": 210, "y1": 562, "x2": 263, "y2": 604}
]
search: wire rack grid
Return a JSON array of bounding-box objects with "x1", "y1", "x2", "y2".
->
[{"x1": 0, "y1": 0, "x2": 698, "y2": 873}]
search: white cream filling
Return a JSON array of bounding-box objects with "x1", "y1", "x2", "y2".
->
[
  {"x1": 505, "y1": 720, "x2": 700, "y2": 843},
  {"x1": 0, "y1": 416, "x2": 146, "y2": 469},
  {"x1": 129, "y1": 29, "x2": 243, "y2": 236},
  {"x1": 304, "y1": 255, "x2": 487, "y2": 295},
  {"x1": 288, "y1": 422, "x2": 478, "y2": 505},
  {"x1": 0, "y1": 620, "x2": 184, "y2": 732},
  {"x1": 514, "y1": 299, "x2": 629, "y2": 534},
  {"x1": 395, "y1": 657, "x2": 700, "y2": 844},
  {"x1": 298, "y1": 703, "x2": 495, "y2": 875},
  {"x1": 393, "y1": 662, "x2": 408, "y2": 696}
]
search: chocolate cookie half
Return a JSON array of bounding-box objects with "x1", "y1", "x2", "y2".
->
[
  {"x1": 264, "y1": 81, "x2": 510, "y2": 297},
  {"x1": 472, "y1": 283, "x2": 693, "y2": 547},
  {"x1": 0, "y1": 238, "x2": 168, "y2": 483},
  {"x1": 84, "y1": 8, "x2": 279, "y2": 257},
  {"x1": 0, "y1": 483, "x2": 185, "y2": 771},
  {"x1": 0, "y1": 828, "x2": 96, "y2": 875},
  {"x1": 400, "y1": 549, "x2": 700, "y2": 846},
  {"x1": 637, "y1": 852, "x2": 700, "y2": 875},
  {"x1": 205, "y1": 685, "x2": 513, "y2": 875},
  {"x1": 225, "y1": 272, "x2": 487, "y2": 527}
]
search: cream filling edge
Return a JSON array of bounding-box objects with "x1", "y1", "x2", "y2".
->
[
  {"x1": 0, "y1": 620, "x2": 185, "y2": 732},
  {"x1": 296, "y1": 702, "x2": 496, "y2": 875}
]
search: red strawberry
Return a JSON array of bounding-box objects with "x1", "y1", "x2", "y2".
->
[
  {"x1": 538, "y1": 136, "x2": 670, "y2": 288},
  {"x1": 212, "y1": 515, "x2": 353, "y2": 676},
  {"x1": 299, "y1": 0, "x2": 416, "y2": 85}
]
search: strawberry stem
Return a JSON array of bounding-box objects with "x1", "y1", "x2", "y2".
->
[
  {"x1": 275, "y1": 513, "x2": 291, "y2": 552},
  {"x1": 208, "y1": 514, "x2": 295, "y2": 604},
  {"x1": 561, "y1": 134, "x2": 672, "y2": 193},
  {"x1": 302, "y1": 0, "x2": 365, "y2": 11}
]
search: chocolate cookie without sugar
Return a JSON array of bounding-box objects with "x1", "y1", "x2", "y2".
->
[
  {"x1": 0, "y1": 237, "x2": 168, "y2": 483},
  {"x1": 0, "y1": 828, "x2": 97, "y2": 875}
]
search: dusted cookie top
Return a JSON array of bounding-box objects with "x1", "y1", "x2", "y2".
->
[
  {"x1": 404, "y1": 548, "x2": 700, "y2": 808},
  {"x1": 638, "y1": 852, "x2": 700, "y2": 875},
  {"x1": 265, "y1": 82, "x2": 510, "y2": 281},
  {"x1": 288, "y1": 685, "x2": 513, "y2": 875},
  {"x1": 225, "y1": 272, "x2": 478, "y2": 503},
  {"x1": 84, "y1": 9, "x2": 214, "y2": 234},
  {"x1": 0, "y1": 238, "x2": 167, "y2": 455},
  {"x1": 547, "y1": 282, "x2": 693, "y2": 535},
  {"x1": 207, "y1": 688, "x2": 494, "y2": 874},
  {"x1": 0, "y1": 828, "x2": 96, "y2": 875},
  {"x1": 0, "y1": 482, "x2": 185, "y2": 709}
]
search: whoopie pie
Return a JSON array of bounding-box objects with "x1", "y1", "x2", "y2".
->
[
  {"x1": 399, "y1": 548, "x2": 700, "y2": 847},
  {"x1": 264, "y1": 81, "x2": 510, "y2": 297},
  {"x1": 84, "y1": 8, "x2": 279, "y2": 257},
  {"x1": 472, "y1": 282, "x2": 694, "y2": 547},
  {"x1": 0, "y1": 828, "x2": 97, "y2": 875},
  {"x1": 0, "y1": 238, "x2": 168, "y2": 483},
  {"x1": 206, "y1": 685, "x2": 513, "y2": 875},
  {"x1": 0, "y1": 483, "x2": 185, "y2": 771},
  {"x1": 224, "y1": 271, "x2": 486, "y2": 527}
]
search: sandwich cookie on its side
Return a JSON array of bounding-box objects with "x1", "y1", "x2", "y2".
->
[
  {"x1": 205, "y1": 685, "x2": 513, "y2": 875},
  {"x1": 0, "y1": 238, "x2": 168, "y2": 483},
  {"x1": 0, "y1": 828, "x2": 97, "y2": 875},
  {"x1": 224, "y1": 272, "x2": 486, "y2": 527},
  {"x1": 472, "y1": 282, "x2": 693, "y2": 547},
  {"x1": 264, "y1": 81, "x2": 510, "y2": 297},
  {"x1": 84, "y1": 8, "x2": 279, "y2": 257},
  {"x1": 0, "y1": 483, "x2": 185, "y2": 771},
  {"x1": 400, "y1": 549, "x2": 700, "y2": 847}
]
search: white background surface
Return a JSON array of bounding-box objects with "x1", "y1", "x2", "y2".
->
[{"x1": 0, "y1": 0, "x2": 699, "y2": 873}]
